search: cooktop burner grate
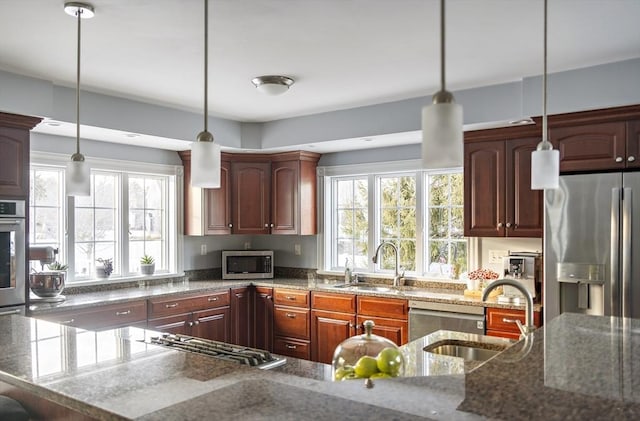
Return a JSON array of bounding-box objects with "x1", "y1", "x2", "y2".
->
[{"x1": 148, "y1": 333, "x2": 286, "y2": 370}]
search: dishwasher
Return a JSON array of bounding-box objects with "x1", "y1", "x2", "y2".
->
[{"x1": 408, "y1": 300, "x2": 485, "y2": 341}]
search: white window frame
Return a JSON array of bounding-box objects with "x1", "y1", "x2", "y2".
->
[
  {"x1": 30, "y1": 151, "x2": 183, "y2": 285},
  {"x1": 318, "y1": 159, "x2": 472, "y2": 280}
]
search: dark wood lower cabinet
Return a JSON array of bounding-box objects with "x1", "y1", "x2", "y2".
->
[
  {"x1": 356, "y1": 315, "x2": 407, "y2": 347},
  {"x1": 311, "y1": 309, "x2": 356, "y2": 364},
  {"x1": 230, "y1": 287, "x2": 251, "y2": 346},
  {"x1": 253, "y1": 287, "x2": 274, "y2": 352},
  {"x1": 192, "y1": 307, "x2": 231, "y2": 342},
  {"x1": 147, "y1": 313, "x2": 191, "y2": 336},
  {"x1": 273, "y1": 336, "x2": 310, "y2": 360}
]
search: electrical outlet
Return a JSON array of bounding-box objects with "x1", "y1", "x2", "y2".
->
[
  {"x1": 200, "y1": 244, "x2": 207, "y2": 255},
  {"x1": 244, "y1": 241, "x2": 251, "y2": 250},
  {"x1": 294, "y1": 244, "x2": 301, "y2": 256},
  {"x1": 488, "y1": 249, "x2": 509, "y2": 264}
]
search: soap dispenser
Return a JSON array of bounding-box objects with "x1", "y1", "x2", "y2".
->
[{"x1": 344, "y1": 258, "x2": 352, "y2": 284}]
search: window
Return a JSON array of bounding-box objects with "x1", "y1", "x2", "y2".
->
[
  {"x1": 30, "y1": 154, "x2": 179, "y2": 284},
  {"x1": 322, "y1": 161, "x2": 466, "y2": 279}
]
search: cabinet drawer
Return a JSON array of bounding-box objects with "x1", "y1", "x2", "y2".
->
[
  {"x1": 485, "y1": 307, "x2": 541, "y2": 333},
  {"x1": 148, "y1": 290, "x2": 230, "y2": 318},
  {"x1": 274, "y1": 289, "x2": 309, "y2": 308},
  {"x1": 273, "y1": 336, "x2": 311, "y2": 360},
  {"x1": 38, "y1": 300, "x2": 147, "y2": 331},
  {"x1": 273, "y1": 306, "x2": 310, "y2": 339},
  {"x1": 357, "y1": 296, "x2": 408, "y2": 320},
  {"x1": 311, "y1": 291, "x2": 356, "y2": 313}
]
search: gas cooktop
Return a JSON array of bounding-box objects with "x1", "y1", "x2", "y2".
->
[{"x1": 146, "y1": 333, "x2": 287, "y2": 370}]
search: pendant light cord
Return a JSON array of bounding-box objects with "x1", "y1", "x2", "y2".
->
[
  {"x1": 440, "y1": 0, "x2": 446, "y2": 92},
  {"x1": 542, "y1": 0, "x2": 548, "y2": 143},
  {"x1": 203, "y1": 0, "x2": 208, "y2": 134},
  {"x1": 76, "y1": 8, "x2": 82, "y2": 155}
]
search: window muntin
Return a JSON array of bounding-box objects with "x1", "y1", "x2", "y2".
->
[{"x1": 29, "y1": 167, "x2": 65, "y2": 270}]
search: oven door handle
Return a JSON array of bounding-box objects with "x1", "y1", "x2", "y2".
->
[
  {"x1": 0, "y1": 309, "x2": 22, "y2": 316},
  {"x1": 0, "y1": 219, "x2": 22, "y2": 225}
]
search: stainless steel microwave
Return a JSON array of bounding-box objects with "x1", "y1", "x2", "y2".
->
[{"x1": 222, "y1": 250, "x2": 274, "y2": 280}]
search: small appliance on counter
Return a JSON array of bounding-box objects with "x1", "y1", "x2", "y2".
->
[
  {"x1": 28, "y1": 246, "x2": 66, "y2": 303},
  {"x1": 500, "y1": 252, "x2": 542, "y2": 304}
]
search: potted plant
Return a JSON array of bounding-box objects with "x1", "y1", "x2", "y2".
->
[
  {"x1": 140, "y1": 254, "x2": 155, "y2": 275},
  {"x1": 47, "y1": 261, "x2": 68, "y2": 272},
  {"x1": 96, "y1": 258, "x2": 114, "y2": 279}
]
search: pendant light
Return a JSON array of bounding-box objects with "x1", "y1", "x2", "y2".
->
[
  {"x1": 422, "y1": 0, "x2": 463, "y2": 169},
  {"x1": 531, "y1": 0, "x2": 559, "y2": 190},
  {"x1": 64, "y1": 2, "x2": 94, "y2": 197},
  {"x1": 191, "y1": 0, "x2": 221, "y2": 188}
]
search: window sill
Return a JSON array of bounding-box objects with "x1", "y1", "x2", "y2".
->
[{"x1": 66, "y1": 272, "x2": 184, "y2": 288}]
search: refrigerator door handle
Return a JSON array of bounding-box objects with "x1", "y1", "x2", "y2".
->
[
  {"x1": 622, "y1": 187, "x2": 632, "y2": 318},
  {"x1": 611, "y1": 188, "x2": 621, "y2": 317}
]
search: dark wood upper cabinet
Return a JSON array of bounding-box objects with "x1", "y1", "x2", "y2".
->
[
  {"x1": 626, "y1": 120, "x2": 640, "y2": 169},
  {"x1": 231, "y1": 160, "x2": 272, "y2": 235},
  {"x1": 464, "y1": 124, "x2": 543, "y2": 238},
  {"x1": 0, "y1": 112, "x2": 42, "y2": 199},
  {"x1": 551, "y1": 122, "x2": 626, "y2": 172}
]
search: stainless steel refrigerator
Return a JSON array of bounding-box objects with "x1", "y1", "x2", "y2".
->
[{"x1": 544, "y1": 172, "x2": 640, "y2": 324}]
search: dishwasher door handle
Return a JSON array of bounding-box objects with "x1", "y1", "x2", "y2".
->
[{"x1": 408, "y1": 308, "x2": 484, "y2": 322}]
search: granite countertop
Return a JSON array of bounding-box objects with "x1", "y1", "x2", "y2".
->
[
  {"x1": 28, "y1": 276, "x2": 540, "y2": 315},
  {"x1": 1, "y1": 313, "x2": 640, "y2": 420}
]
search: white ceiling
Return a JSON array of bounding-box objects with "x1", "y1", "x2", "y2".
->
[{"x1": 1, "y1": 0, "x2": 640, "y2": 151}]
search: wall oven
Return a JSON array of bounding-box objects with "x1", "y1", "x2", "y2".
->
[
  {"x1": 0, "y1": 200, "x2": 26, "y2": 314},
  {"x1": 222, "y1": 250, "x2": 274, "y2": 280}
]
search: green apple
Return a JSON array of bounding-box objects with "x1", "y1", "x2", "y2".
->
[
  {"x1": 353, "y1": 355, "x2": 379, "y2": 378},
  {"x1": 334, "y1": 366, "x2": 355, "y2": 381},
  {"x1": 376, "y1": 347, "x2": 403, "y2": 377}
]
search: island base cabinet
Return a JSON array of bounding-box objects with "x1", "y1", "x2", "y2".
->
[{"x1": 147, "y1": 313, "x2": 191, "y2": 336}]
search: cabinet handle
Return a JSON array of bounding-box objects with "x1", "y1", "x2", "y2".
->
[
  {"x1": 285, "y1": 296, "x2": 296, "y2": 301},
  {"x1": 502, "y1": 318, "x2": 519, "y2": 324},
  {"x1": 115, "y1": 310, "x2": 131, "y2": 316},
  {"x1": 285, "y1": 313, "x2": 296, "y2": 318},
  {"x1": 60, "y1": 319, "x2": 75, "y2": 325},
  {"x1": 497, "y1": 222, "x2": 503, "y2": 228},
  {"x1": 616, "y1": 156, "x2": 624, "y2": 163},
  {"x1": 165, "y1": 303, "x2": 179, "y2": 308},
  {"x1": 208, "y1": 297, "x2": 218, "y2": 302},
  {"x1": 285, "y1": 344, "x2": 297, "y2": 350},
  {"x1": 629, "y1": 156, "x2": 636, "y2": 162},
  {"x1": 505, "y1": 222, "x2": 512, "y2": 228}
]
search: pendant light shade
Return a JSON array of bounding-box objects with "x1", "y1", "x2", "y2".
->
[
  {"x1": 64, "y1": 2, "x2": 93, "y2": 196},
  {"x1": 190, "y1": 0, "x2": 221, "y2": 188},
  {"x1": 422, "y1": 0, "x2": 463, "y2": 169},
  {"x1": 531, "y1": 0, "x2": 559, "y2": 190}
]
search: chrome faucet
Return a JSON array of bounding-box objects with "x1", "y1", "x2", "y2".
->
[
  {"x1": 372, "y1": 241, "x2": 404, "y2": 287},
  {"x1": 482, "y1": 279, "x2": 535, "y2": 337}
]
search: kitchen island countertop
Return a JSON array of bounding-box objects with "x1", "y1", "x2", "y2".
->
[{"x1": 1, "y1": 313, "x2": 640, "y2": 419}]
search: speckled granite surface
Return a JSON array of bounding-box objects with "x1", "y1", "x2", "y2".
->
[
  {"x1": 28, "y1": 276, "x2": 540, "y2": 316},
  {"x1": 1, "y1": 313, "x2": 639, "y2": 420}
]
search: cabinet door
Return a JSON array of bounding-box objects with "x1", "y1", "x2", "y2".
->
[
  {"x1": 505, "y1": 137, "x2": 543, "y2": 237},
  {"x1": 311, "y1": 309, "x2": 356, "y2": 364},
  {"x1": 192, "y1": 307, "x2": 231, "y2": 342},
  {"x1": 147, "y1": 314, "x2": 190, "y2": 335},
  {"x1": 230, "y1": 287, "x2": 251, "y2": 346},
  {"x1": 253, "y1": 287, "x2": 273, "y2": 352},
  {"x1": 231, "y1": 161, "x2": 271, "y2": 234},
  {"x1": 464, "y1": 140, "x2": 505, "y2": 237},
  {"x1": 271, "y1": 160, "x2": 298, "y2": 234},
  {"x1": 627, "y1": 120, "x2": 640, "y2": 169},
  {"x1": 356, "y1": 315, "x2": 407, "y2": 346},
  {"x1": 0, "y1": 126, "x2": 29, "y2": 198},
  {"x1": 552, "y1": 122, "x2": 626, "y2": 172},
  {"x1": 205, "y1": 160, "x2": 232, "y2": 234}
]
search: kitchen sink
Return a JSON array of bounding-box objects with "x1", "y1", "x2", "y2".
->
[
  {"x1": 423, "y1": 339, "x2": 511, "y2": 362},
  {"x1": 349, "y1": 285, "x2": 395, "y2": 293}
]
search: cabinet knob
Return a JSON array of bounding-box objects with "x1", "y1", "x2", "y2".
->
[
  {"x1": 265, "y1": 295, "x2": 272, "y2": 300},
  {"x1": 505, "y1": 222, "x2": 512, "y2": 228},
  {"x1": 629, "y1": 156, "x2": 636, "y2": 162},
  {"x1": 270, "y1": 223, "x2": 274, "y2": 228},
  {"x1": 228, "y1": 223, "x2": 233, "y2": 228},
  {"x1": 264, "y1": 224, "x2": 269, "y2": 228},
  {"x1": 497, "y1": 222, "x2": 503, "y2": 228},
  {"x1": 616, "y1": 156, "x2": 624, "y2": 163},
  {"x1": 188, "y1": 321, "x2": 194, "y2": 327}
]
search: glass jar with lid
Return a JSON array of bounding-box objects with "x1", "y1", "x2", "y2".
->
[{"x1": 332, "y1": 320, "x2": 404, "y2": 387}]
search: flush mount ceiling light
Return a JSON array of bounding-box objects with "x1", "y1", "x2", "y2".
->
[
  {"x1": 251, "y1": 75, "x2": 294, "y2": 96},
  {"x1": 191, "y1": 0, "x2": 221, "y2": 188},
  {"x1": 531, "y1": 0, "x2": 559, "y2": 190},
  {"x1": 64, "y1": 2, "x2": 94, "y2": 197},
  {"x1": 422, "y1": 0, "x2": 463, "y2": 169}
]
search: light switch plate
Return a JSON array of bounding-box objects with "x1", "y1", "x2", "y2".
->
[
  {"x1": 488, "y1": 249, "x2": 509, "y2": 264},
  {"x1": 200, "y1": 244, "x2": 207, "y2": 255},
  {"x1": 294, "y1": 244, "x2": 301, "y2": 255}
]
